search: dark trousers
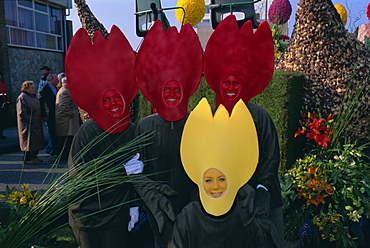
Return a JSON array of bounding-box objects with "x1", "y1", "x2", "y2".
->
[
  {"x1": 24, "y1": 151, "x2": 39, "y2": 161},
  {"x1": 45, "y1": 121, "x2": 57, "y2": 155},
  {"x1": 56, "y1": 136, "x2": 73, "y2": 160},
  {"x1": 71, "y1": 225, "x2": 128, "y2": 248}
]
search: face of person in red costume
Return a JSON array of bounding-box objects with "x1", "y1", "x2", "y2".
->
[
  {"x1": 163, "y1": 80, "x2": 182, "y2": 106},
  {"x1": 220, "y1": 75, "x2": 241, "y2": 101},
  {"x1": 102, "y1": 89, "x2": 125, "y2": 118},
  {"x1": 203, "y1": 168, "x2": 228, "y2": 198}
]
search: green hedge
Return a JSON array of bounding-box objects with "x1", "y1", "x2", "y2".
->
[
  {"x1": 133, "y1": 71, "x2": 306, "y2": 170},
  {"x1": 250, "y1": 71, "x2": 306, "y2": 170}
]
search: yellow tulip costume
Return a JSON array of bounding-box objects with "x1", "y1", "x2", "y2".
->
[{"x1": 181, "y1": 98, "x2": 258, "y2": 216}]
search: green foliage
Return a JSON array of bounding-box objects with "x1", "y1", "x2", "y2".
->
[
  {"x1": 251, "y1": 71, "x2": 306, "y2": 170},
  {"x1": 365, "y1": 36, "x2": 370, "y2": 48},
  {"x1": 132, "y1": 91, "x2": 152, "y2": 124},
  {"x1": 284, "y1": 143, "x2": 370, "y2": 247},
  {"x1": 188, "y1": 76, "x2": 215, "y2": 112}
]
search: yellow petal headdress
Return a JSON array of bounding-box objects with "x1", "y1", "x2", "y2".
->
[{"x1": 180, "y1": 98, "x2": 258, "y2": 216}]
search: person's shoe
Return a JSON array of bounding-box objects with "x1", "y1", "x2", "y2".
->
[
  {"x1": 33, "y1": 157, "x2": 44, "y2": 162},
  {"x1": 25, "y1": 158, "x2": 38, "y2": 164}
]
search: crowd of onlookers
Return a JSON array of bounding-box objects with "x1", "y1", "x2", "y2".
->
[{"x1": 14, "y1": 65, "x2": 80, "y2": 163}]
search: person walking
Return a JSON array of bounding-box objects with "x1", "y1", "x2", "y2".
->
[{"x1": 16, "y1": 81, "x2": 44, "y2": 163}]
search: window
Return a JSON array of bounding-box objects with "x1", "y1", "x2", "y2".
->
[{"x1": 4, "y1": 0, "x2": 64, "y2": 51}]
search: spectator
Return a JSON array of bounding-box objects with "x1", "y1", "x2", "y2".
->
[
  {"x1": 56, "y1": 72, "x2": 66, "y2": 91},
  {"x1": 37, "y1": 65, "x2": 51, "y2": 93},
  {"x1": 55, "y1": 77, "x2": 79, "y2": 160},
  {"x1": 16, "y1": 81, "x2": 44, "y2": 163},
  {"x1": 39, "y1": 73, "x2": 58, "y2": 157},
  {"x1": 0, "y1": 74, "x2": 10, "y2": 139}
]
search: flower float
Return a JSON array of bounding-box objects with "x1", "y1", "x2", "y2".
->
[
  {"x1": 283, "y1": 111, "x2": 370, "y2": 247},
  {"x1": 268, "y1": 0, "x2": 292, "y2": 25},
  {"x1": 334, "y1": 4, "x2": 347, "y2": 25},
  {"x1": 175, "y1": 0, "x2": 205, "y2": 26}
]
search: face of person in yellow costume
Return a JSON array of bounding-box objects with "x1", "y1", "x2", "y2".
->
[
  {"x1": 203, "y1": 168, "x2": 228, "y2": 198},
  {"x1": 163, "y1": 80, "x2": 182, "y2": 106},
  {"x1": 220, "y1": 75, "x2": 240, "y2": 101},
  {"x1": 102, "y1": 89, "x2": 124, "y2": 118}
]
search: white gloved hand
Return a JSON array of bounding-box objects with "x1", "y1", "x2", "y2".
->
[
  {"x1": 124, "y1": 153, "x2": 144, "y2": 175},
  {"x1": 128, "y1": 206, "x2": 139, "y2": 232}
]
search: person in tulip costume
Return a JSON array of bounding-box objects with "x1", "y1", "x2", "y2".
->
[
  {"x1": 201, "y1": 15, "x2": 283, "y2": 247},
  {"x1": 171, "y1": 98, "x2": 280, "y2": 248},
  {"x1": 135, "y1": 20, "x2": 203, "y2": 248},
  {"x1": 65, "y1": 26, "x2": 140, "y2": 248}
]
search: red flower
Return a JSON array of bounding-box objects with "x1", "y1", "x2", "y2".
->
[
  {"x1": 279, "y1": 34, "x2": 290, "y2": 41},
  {"x1": 294, "y1": 112, "x2": 334, "y2": 148}
]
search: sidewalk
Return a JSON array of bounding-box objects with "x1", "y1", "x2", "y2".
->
[
  {"x1": 0, "y1": 125, "x2": 49, "y2": 154},
  {"x1": 0, "y1": 125, "x2": 67, "y2": 194},
  {"x1": 0, "y1": 126, "x2": 20, "y2": 154}
]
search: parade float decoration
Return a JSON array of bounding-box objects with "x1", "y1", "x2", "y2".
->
[
  {"x1": 334, "y1": 3, "x2": 347, "y2": 26},
  {"x1": 268, "y1": 0, "x2": 292, "y2": 25},
  {"x1": 175, "y1": 0, "x2": 206, "y2": 26},
  {"x1": 275, "y1": 0, "x2": 370, "y2": 145}
]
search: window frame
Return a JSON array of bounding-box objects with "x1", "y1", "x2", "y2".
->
[{"x1": 5, "y1": 0, "x2": 64, "y2": 52}]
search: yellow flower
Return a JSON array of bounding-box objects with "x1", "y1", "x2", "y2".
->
[
  {"x1": 334, "y1": 4, "x2": 347, "y2": 25},
  {"x1": 19, "y1": 196, "x2": 27, "y2": 205},
  {"x1": 29, "y1": 200, "x2": 36, "y2": 208},
  {"x1": 24, "y1": 189, "x2": 33, "y2": 199},
  {"x1": 21, "y1": 184, "x2": 29, "y2": 191},
  {"x1": 176, "y1": 0, "x2": 205, "y2": 27}
]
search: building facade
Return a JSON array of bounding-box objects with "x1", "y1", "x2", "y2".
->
[{"x1": 0, "y1": 0, "x2": 72, "y2": 104}]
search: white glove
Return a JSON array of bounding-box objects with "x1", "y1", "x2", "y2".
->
[
  {"x1": 123, "y1": 153, "x2": 144, "y2": 175},
  {"x1": 257, "y1": 184, "x2": 268, "y2": 191},
  {"x1": 128, "y1": 206, "x2": 139, "y2": 232}
]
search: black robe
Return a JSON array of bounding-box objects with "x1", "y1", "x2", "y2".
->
[
  {"x1": 68, "y1": 119, "x2": 136, "y2": 231},
  {"x1": 171, "y1": 200, "x2": 279, "y2": 248},
  {"x1": 246, "y1": 103, "x2": 282, "y2": 208},
  {"x1": 135, "y1": 114, "x2": 197, "y2": 214},
  {"x1": 135, "y1": 114, "x2": 197, "y2": 247}
]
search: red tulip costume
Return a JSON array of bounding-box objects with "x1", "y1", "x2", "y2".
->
[
  {"x1": 65, "y1": 25, "x2": 137, "y2": 133},
  {"x1": 135, "y1": 21, "x2": 203, "y2": 248},
  {"x1": 65, "y1": 26, "x2": 138, "y2": 248},
  {"x1": 204, "y1": 15, "x2": 274, "y2": 114},
  {"x1": 135, "y1": 21, "x2": 203, "y2": 121}
]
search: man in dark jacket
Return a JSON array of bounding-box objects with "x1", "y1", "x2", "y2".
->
[{"x1": 39, "y1": 73, "x2": 58, "y2": 156}]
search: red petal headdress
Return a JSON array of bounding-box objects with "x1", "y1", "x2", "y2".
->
[
  {"x1": 135, "y1": 21, "x2": 203, "y2": 121},
  {"x1": 204, "y1": 15, "x2": 274, "y2": 114},
  {"x1": 65, "y1": 26, "x2": 137, "y2": 133}
]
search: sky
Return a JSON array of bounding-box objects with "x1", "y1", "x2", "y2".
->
[{"x1": 66, "y1": 0, "x2": 369, "y2": 50}]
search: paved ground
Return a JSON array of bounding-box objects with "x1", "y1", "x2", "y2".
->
[{"x1": 0, "y1": 125, "x2": 67, "y2": 194}]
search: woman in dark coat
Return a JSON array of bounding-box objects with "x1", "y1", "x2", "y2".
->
[{"x1": 16, "y1": 81, "x2": 44, "y2": 163}]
